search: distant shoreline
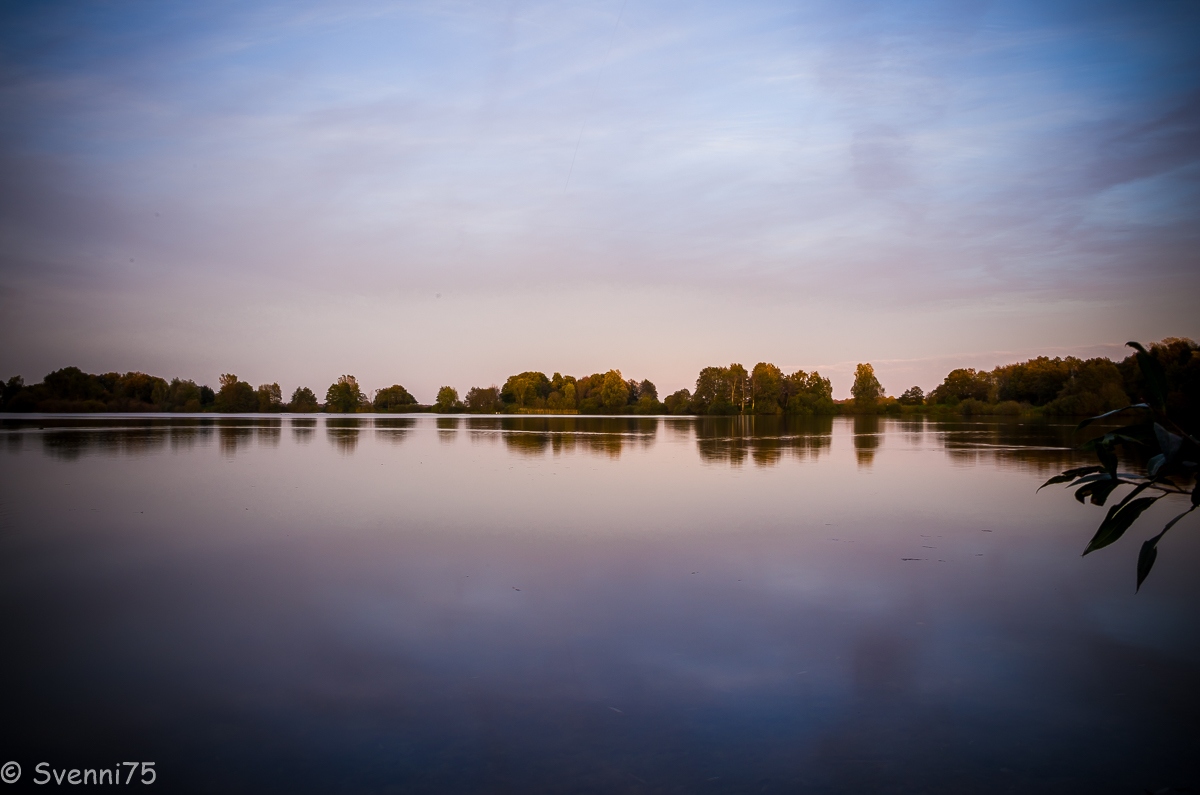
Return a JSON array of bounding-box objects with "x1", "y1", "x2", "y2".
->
[{"x1": 2, "y1": 337, "x2": 1196, "y2": 419}]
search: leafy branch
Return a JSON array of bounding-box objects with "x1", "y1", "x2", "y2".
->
[{"x1": 1038, "y1": 342, "x2": 1199, "y2": 591}]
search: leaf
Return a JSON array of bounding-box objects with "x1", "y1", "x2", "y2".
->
[
  {"x1": 1038, "y1": 465, "x2": 1104, "y2": 491},
  {"x1": 1083, "y1": 496, "x2": 1158, "y2": 555},
  {"x1": 1127, "y1": 342, "x2": 1169, "y2": 410},
  {"x1": 1072, "y1": 476, "x2": 1121, "y2": 506},
  {"x1": 1146, "y1": 454, "x2": 1165, "y2": 478},
  {"x1": 1096, "y1": 438, "x2": 1118, "y2": 477},
  {"x1": 1076, "y1": 404, "x2": 1149, "y2": 432},
  {"x1": 1075, "y1": 475, "x2": 1128, "y2": 506},
  {"x1": 1136, "y1": 538, "x2": 1158, "y2": 593},
  {"x1": 1088, "y1": 478, "x2": 1123, "y2": 507},
  {"x1": 1137, "y1": 506, "x2": 1197, "y2": 592},
  {"x1": 1070, "y1": 472, "x2": 1117, "y2": 487},
  {"x1": 1153, "y1": 423, "x2": 1183, "y2": 462}
]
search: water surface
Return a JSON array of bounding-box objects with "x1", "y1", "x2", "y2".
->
[{"x1": 1, "y1": 415, "x2": 1197, "y2": 793}]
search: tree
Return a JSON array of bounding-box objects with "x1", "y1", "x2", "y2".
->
[
  {"x1": 664, "y1": 389, "x2": 692, "y2": 415},
  {"x1": 326, "y1": 375, "x2": 364, "y2": 413},
  {"x1": 2, "y1": 375, "x2": 25, "y2": 408},
  {"x1": 465, "y1": 386, "x2": 501, "y2": 413},
  {"x1": 785, "y1": 370, "x2": 835, "y2": 414},
  {"x1": 257, "y1": 382, "x2": 283, "y2": 412},
  {"x1": 633, "y1": 394, "x2": 660, "y2": 414},
  {"x1": 436, "y1": 386, "x2": 461, "y2": 413},
  {"x1": 929, "y1": 368, "x2": 990, "y2": 405},
  {"x1": 692, "y1": 366, "x2": 730, "y2": 414},
  {"x1": 501, "y1": 372, "x2": 551, "y2": 408},
  {"x1": 638, "y1": 379, "x2": 658, "y2": 401},
  {"x1": 511, "y1": 377, "x2": 535, "y2": 408},
  {"x1": 851, "y1": 363, "x2": 884, "y2": 406},
  {"x1": 1038, "y1": 342, "x2": 1198, "y2": 591},
  {"x1": 600, "y1": 370, "x2": 629, "y2": 412},
  {"x1": 994, "y1": 356, "x2": 1071, "y2": 405},
  {"x1": 290, "y1": 386, "x2": 320, "y2": 412},
  {"x1": 898, "y1": 386, "x2": 925, "y2": 406},
  {"x1": 374, "y1": 384, "x2": 417, "y2": 412},
  {"x1": 729, "y1": 364, "x2": 749, "y2": 413},
  {"x1": 215, "y1": 374, "x2": 258, "y2": 412},
  {"x1": 1043, "y1": 359, "x2": 1128, "y2": 416},
  {"x1": 751, "y1": 363, "x2": 784, "y2": 414}
]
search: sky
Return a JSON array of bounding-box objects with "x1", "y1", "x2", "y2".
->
[{"x1": 1, "y1": 0, "x2": 1198, "y2": 401}]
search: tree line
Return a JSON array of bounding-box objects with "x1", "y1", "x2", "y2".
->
[
  {"x1": 2, "y1": 338, "x2": 1195, "y2": 418},
  {"x1": 887, "y1": 337, "x2": 1198, "y2": 424}
]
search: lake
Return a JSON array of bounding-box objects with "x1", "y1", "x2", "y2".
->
[{"x1": 1, "y1": 414, "x2": 1196, "y2": 794}]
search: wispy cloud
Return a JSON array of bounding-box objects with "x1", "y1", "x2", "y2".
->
[{"x1": 1, "y1": 0, "x2": 1197, "y2": 397}]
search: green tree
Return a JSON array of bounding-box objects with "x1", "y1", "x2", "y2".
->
[
  {"x1": 784, "y1": 370, "x2": 834, "y2": 414},
  {"x1": 374, "y1": 384, "x2": 417, "y2": 411},
  {"x1": 1043, "y1": 359, "x2": 1128, "y2": 416},
  {"x1": 729, "y1": 364, "x2": 749, "y2": 413},
  {"x1": 691, "y1": 366, "x2": 730, "y2": 414},
  {"x1": 851, "y1": 363, "x2": 884, "y2": 407},
  {"x1": 929, "y1": 368, "x2": 990, "y2": 405},
  {"x1": 898, "y1": 386, "x2": 925, "y2": 406},
  {"x1": 994, "y1": 356, "x2": 1071, "y2": 405},
  {"x1": 290, "y1": 386, "x2": 320, "y2": 412},
  {"x1": 501, "y1": 372, "x2": 551, "y2": 407},
  {"x1": 215, "y1": 374, "x2": 258, "y2": 412},
  {"x1": 257, "y1": 382, "x2": 283, "y2": 412},
  {"x1": 326, "y1": 375, "x2": 364, "y2": 413},
  {"x1": 436, "y1": 386, "x2": 461, "y2": 413},
  {"x1": 162, "y1": 378, "x2": 202, "y2": 411},
  {"x1": 600, "y1": 370, "x2": 629, "y2": 411},
  {"x1": 664, "y1": 389, "x2": 692, "y2": 415},
  {"x1": 464, "y1": 386, "x2": 500, "y2": 413},
  {"x1": 751, "y1": 362, "x2": 784, "y2": 414}
]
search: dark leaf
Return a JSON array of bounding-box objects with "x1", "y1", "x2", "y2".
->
[
  {"x1": 1074, "y1": 477, "x2": 1122, "y2": 506},
  {"x1": 1088, "y1": 478, "x2": 1123, "y2": 506},
  {"x1": 1146, "y1": 454, "x2": 1166, "y2": 478},
  {"x1": 1137, "y1": 506, "x2": 1197, "y2": 592},
  {"x1": 1070, "y1": 472, "x2": 1117, "y2": 487},
  {"x1": 1038, "y1": 465, "x2": 1104, "y2": 491},
  {"x1": 1153, "y1": 423, "x2": 1183, "y2": 462},
  {"x1": 1136, "y1": 538, "x2": 1158, "y2": 593},
  {"x1": 1083, "y1": 496, "x2": 1158, "y2": 555},
  {"x1": 1076, "y1": 404, "x2": 1149, "y2": 431},
  {"x1": 1096, "y1": 439, "x2": 1118, "y2": 477}
]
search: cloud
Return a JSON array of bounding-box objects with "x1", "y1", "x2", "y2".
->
[{"x1": 0, "y1": 0, "x2": 1197, "y2": 389}]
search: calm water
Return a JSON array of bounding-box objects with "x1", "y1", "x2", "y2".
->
[{"x1": 1, "y1": 414, "x2": 1197, "y2": 794}]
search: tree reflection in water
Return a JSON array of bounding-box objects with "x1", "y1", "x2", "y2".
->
[
  {"x1": 376, "y1": 418, "x2": 415, "y2": 446},
  {"x1": 695, "y1": 415, "x2": 834, "y2": 467},
  {"x1": 290, "y1": 418, "x2": 317, "y2": 444},
  {"x1": 490, "y1": 416, "x2": 657, "y2": 459},
  {"x1": 436, "y1": 416, "x2": 460, "y2": 443},
  {"x1": 853, "y1": 415, "x2": 882, "y2": 467},
  {"x1": 325, "y1": 417, "x2": 360, "y2": 455}
]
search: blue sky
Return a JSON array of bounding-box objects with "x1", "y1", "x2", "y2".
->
[{"x1": 1, "y1": 0, "x2": 1197, "y2": 399}]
